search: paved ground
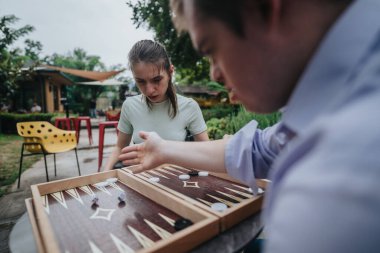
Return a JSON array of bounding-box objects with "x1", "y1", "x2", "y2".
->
[{"x1": 0, "y1": 118, "x2": 118, "y2": 253}]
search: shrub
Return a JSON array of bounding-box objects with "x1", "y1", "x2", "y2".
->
[
  {"x1": 0, "y1": 113, "x2": 56, "y2": 134},
  {"x1": 206, "y1": 107, "x2": 281, "y2": 140},
  {"x1": 206, "y1": 118, "x2": 229, "y2": 140},
  {"x1": 202, "y1": 104, "x2": 237, "y2": 122}
]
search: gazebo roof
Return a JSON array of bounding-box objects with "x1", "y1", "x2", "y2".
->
[{"x1": 40, "y1": 65, "x2": 125, "y2": 81}]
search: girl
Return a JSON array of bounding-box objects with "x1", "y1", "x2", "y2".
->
[{"x1": 104, "y1": 40, "x2": 208, "y2": 170}]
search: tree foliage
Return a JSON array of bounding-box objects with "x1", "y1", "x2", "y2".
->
[
  {"x1": 127, "y1": 0, "x2": 210, "y2": 84},
  {"x1": 0, "y1": 15, "x2": 42, "y2": 107}
]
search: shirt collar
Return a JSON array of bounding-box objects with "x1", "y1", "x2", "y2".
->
[{"x1": 282, "y1": 0, "x2": 380, "y2": 135}]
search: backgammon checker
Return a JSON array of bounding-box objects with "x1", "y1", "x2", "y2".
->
[
  {"x1": 27, "y1": 169, "x2": 219, "y2": 253},
  {"x1": 124, "y1": 164, "x2": 266, "y2": 231}
]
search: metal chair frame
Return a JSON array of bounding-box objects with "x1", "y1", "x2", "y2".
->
[{"x1": 17, "y1": 142, "x2": 81, "y2": 188}]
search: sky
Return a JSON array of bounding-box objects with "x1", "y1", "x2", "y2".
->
[{"x1": 0, "y1": 0, "x2": 154, "y2": 73}]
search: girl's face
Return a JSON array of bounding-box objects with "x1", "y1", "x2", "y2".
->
[{"x1": 132, "y1": 62, "x2": 172, "y2": 103}]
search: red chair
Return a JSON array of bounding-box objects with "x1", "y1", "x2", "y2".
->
[
  {"x1": 98, "y1": 121, "x2": 119, "y2": 171},
  {"x1": 105, "y1": 111, "x2": 121, "y2": 121},
  {"x1": 55, "y1": 117, "x2": 71, "y2": 130},
  {"x1": 71, "y1": 116, "x2": 93, "y2": 145}
]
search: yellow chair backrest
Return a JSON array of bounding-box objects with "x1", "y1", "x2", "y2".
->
[{"x1": 16, "y1": 121, "x2": 77, "y2": 153}]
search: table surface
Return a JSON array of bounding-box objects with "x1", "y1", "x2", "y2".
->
[{"x1": 9, "y1": 211, "x2": 263, "y2": 253}]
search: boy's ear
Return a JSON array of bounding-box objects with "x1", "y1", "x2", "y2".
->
[
  {"x1": 245, "y1": 0, "x2": 282, "y2": 29},
  {"x1": 268, "y1": 0, "x2": 282, "y2": 30}
]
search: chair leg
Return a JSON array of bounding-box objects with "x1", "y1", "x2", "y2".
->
[
  {"x1": 17, "y1": 144, "x2": 25, "y2": 189},
  {"x1": 98, "y1": 124, "x2": 105, "y2": 172},
  {"x1": 43, "y1": 153, "x2": 49, "y2": 182},
  {"x1": 54, "y1": 153, "x2": 57, "y2": 177},
  {"x1": 75, "y1": 148, "x2": 81, "y2": 176}
]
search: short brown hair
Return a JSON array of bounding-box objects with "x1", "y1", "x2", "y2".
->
[{"x1": 170, "y1": 0, "x2": 246, "y2": 37}]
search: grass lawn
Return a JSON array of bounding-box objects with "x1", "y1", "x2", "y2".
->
[{"x1": 0, "y1": 134, "x2": 41, "y2": 197}]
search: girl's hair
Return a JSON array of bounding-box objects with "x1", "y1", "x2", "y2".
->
[{"x1": 128, "y1": 40, "x2": 178, "y2": 118}]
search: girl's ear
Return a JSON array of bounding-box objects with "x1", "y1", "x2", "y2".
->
[{"x1": 169, "y1": 64, "x2": 175, "y2": 75}]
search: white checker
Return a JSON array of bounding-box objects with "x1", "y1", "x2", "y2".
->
[
  {"x1": 211, "y1": 202, "x2": 228, "y2": 212},
  {"x1": 118, "y1": 192, "x2": 126, "y2": 202},
  {"x1": 149, "y1": 177, "x2": 160, "y2": 183},
  {"x1": 91, "y1": 194, "x2": 99, "y2": 205},
  {"x1": 198, "y1": 171, "x2": 209, "y2": 177},
  {"x1": 106, "y1": 177, "x2": 118, "y2": 183},
  {"x1": 179, "y1": 174, "x2": 190, "y2": 180},
  {"x1": 94, "y1": 181, "x2": 109, "y2": 187}
]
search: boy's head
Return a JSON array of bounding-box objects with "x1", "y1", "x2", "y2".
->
[{"x1": 170, "y1": 0, "x2": 351, "y2": 113}]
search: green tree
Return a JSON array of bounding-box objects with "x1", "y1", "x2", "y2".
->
[
  {"x1": 127, "y1": 0, "x2": 210, "y2": 83},
  {"x1": 0, "y1": 15, "x2": 42, "y2": 107}
]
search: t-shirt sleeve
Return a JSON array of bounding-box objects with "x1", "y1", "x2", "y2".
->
[
  {"x1": 186, "y1": 99, "x2": 207, "y2": 135},
  {"x1": 117, "y1": 99, "x2": 133, "y2": 134}
]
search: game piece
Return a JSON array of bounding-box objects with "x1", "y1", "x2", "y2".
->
[
  {"x1": 149, "y1": 177, "x2": 160, "y2": 183},
  {"x1": 258, "y1": 188, "x2": 264, "y2": 194},
  {"x1": 94, "y1": 181, "x2": 109, "y2": 187},
  {"x1": 179, "y1": 174, "x2": 190, "y2": 180},
  {"x1": 118, "y1": 192, "x2": 126, "y2": 202},
  {"x1": 198, "y1": 171, "x2": 209, "y2": 177},
  {"x1": 91, "y1": 194, "x2": 99, "y2": 205},
  {"x1": 188, "y1": 170, "x2": 199, "y2": 176},
  {"x1": 210, "y1": 202, "x2": 228, "y2": 212},
  {"x1": 174, "y1": 218, "x2": 193, "y2": 231},
  {"x1": 248, "y1": 187, "x2": 253, "y2": 193},
  {"x1": 106, "y1": 177, "x2": 118, "y2": 183}
]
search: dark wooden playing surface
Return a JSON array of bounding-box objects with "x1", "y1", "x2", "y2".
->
[
  {"x1": 139, "y1": 166, "x2": 254, "y2": 209},
  {"x1": 41, "y1": 180, "x2": 186, "y2": 253}
]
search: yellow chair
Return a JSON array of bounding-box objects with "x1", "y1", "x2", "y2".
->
[{"x1": 16, "y1": 121, "x2": 81, "y2": 188}]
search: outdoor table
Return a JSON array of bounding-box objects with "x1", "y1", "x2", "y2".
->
[
  {"x1": 9, "y1": 210, "x2": 263, "y2": 253},
  {"x1": 70, "y1": 116, "x2": 93, "y2": 145}
]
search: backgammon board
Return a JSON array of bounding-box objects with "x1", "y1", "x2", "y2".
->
[
  {"x1": 123, "y1": 164, "x2": 264, "y2": 231},
  {"x1": 29, "y1": 169, "x2": 219, "y2": 253}
]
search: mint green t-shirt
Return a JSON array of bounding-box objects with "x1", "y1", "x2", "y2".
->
[{"x1": 118, "y1": 94, "x2": 207, "y2": 144}]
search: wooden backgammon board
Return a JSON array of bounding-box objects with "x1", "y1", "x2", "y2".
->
[
  {"x1": 27, "y1": 169, "x2": 219, "y2": 253},
  {"x1": 123, "y1": 164, "x2": 265, "y2": 231}
]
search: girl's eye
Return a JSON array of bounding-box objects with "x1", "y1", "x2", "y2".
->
[
  {"x1": 153, "y1": 78, "x2": 162, "y2": 83},
  {"x1": 136, "y1": 80, "x2": 146, "y2": 85}
]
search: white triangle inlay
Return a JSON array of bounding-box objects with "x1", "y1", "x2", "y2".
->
[
  {"x1": 65, "y1": 188, "x2": 84, "y2": 205},
  {"x1": 41, "y1": 195, "x2": 50, "y2": 214},
  {"x1": 169, "y1": 165, "x2": 190, "y2": 172},
  {"x1": 158, "y1": 213, "x2": 175, "y2": 226},
  {"x1": 128, "y1": 225, "x2": 154, "y2": 249},
  {"x1": 109, "y1": 182, "x2": 124, "y2": 192},
  {"x1": 92, "y1": 185, "x2": 112, "y2": 196},
  {"x1": 156, "y1": 168, "x2": 177, "y2": 177},
  {"x1": 207, "y1": 194, "x2": 234, "y2": 207},
  {"x1": 89, "y1": 240, "x2": 104, "y2": 253},
  {"x1": 144, "y1": 219, "x2": 172, "y2": 239},
  {"x1": 149, "y1": 170, "x2": 170, "y2": 179},
  {"x1": 110, "y1": 233, "x2": 135, "y2": 253},
  {"x1": 79, "y1": 185, "x2": 95, "y2": 196},
  {"x1": 51, "y1": 192, "x2": 68, "y2": 209}
]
